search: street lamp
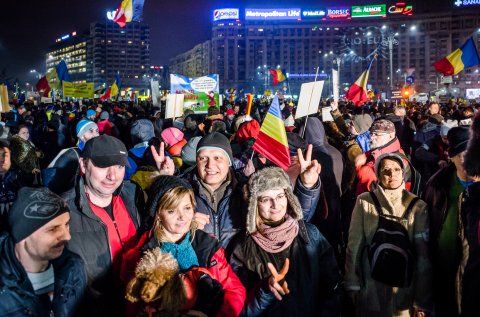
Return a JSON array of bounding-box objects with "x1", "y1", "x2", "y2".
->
[{"x1": 381, "y1": 28, "x2": 399, "y2": 93}]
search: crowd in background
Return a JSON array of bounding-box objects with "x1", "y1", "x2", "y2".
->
[{"x1": 0, "y1": 94, "x2": 480, "y2": 317}]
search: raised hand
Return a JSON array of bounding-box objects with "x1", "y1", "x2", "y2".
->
[
  {"x1": 267, "y1": 258, "x2": 290, "y2": 301},
  {"x1": 297, "y1": 144, "x2": 321, "y2": 188},
  {"x1": 150, "y1": 142, "x2": 175, "y2": 176}
]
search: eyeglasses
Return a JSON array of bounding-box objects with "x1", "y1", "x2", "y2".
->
[{"x1": 258, "y1": 193, "x2": 287, "y2": 205}]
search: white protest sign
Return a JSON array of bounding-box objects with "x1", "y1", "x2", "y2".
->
[
  {"x1": 165, "y1": 94, "x2": 184, "y2": 119},
  {"x1": 322, "y1": 106, "x2": 334, "y2": 122},
  {"x1": 295, "y1": 81, "x2": 324, "y2": 119}
]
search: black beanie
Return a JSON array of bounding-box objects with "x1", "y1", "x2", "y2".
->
[
  {"x1": 147, "y1": 176, "x2": 192, "y2": 221},
  {"x1": 196, "y1": 132, "x2": 233, "y2": 166},
  {"x1": 447, "y1": 127, "x2": 469, "y2": 158},
  {"x1": 8, "y1": 187, "x2": 69, "y2": 243}
]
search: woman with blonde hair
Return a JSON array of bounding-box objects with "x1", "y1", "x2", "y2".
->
[{"x1": 123, "y1": 175, "x2": 245, "y2": 317}]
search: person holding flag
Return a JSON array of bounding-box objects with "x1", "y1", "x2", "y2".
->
[
  {"x1": 100, "y1": 73, "x2": 121, "y2": 101},
  {"x1": 346, "y1": 57, "x2": 376, "y2": 106}
]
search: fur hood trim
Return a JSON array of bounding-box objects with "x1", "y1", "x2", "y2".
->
[{"x1": 247, "y1": 167, "x2": 302, "y2": 234}]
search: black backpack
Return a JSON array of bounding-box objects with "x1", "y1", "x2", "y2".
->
[{"x1": 368, "y1": 192, "x2": 419, "y2": 288}]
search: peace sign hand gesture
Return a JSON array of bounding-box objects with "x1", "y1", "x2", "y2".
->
[
  {"x1": 151, "y1": 142, "x2": 175, "y2": 176},
  {"x1": 267, "y1": 258, "x2": 290, "y2": 301},
  {"x1": 298, "y1": 144, "x2": 321, "y2": 188}
]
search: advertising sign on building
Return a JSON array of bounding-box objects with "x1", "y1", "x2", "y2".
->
[
  {"x1": 388, "y1": 2, "x2": 413, "y2": 15},
  {"x1": 466, "y1": 88, "x2": 480, "y2": 99},
  {"x1": 213, "y1": 8, "x2": 239, "y2": 21},
  {"x1": 454, "y1": 0, "x2": 480, "y2": 7},
  {"x1": 351, "y1": 4, "x2": 387, "y2": 18},
  {"x1": 301, "y1": 9, "x2": 327, "y2": 19},
  {"x1": 170, "y1": 74, "x2": 220, "y2": 113},
  {"x1": 245, "y1": 8, "x2": 301, "y2": 20},
  {"x1": 326, "y1": 7, "x2": 351, "y2": 19}
]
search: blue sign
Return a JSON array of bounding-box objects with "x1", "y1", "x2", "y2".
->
[
  {"x1": 301, "y1": 9, "x2": 327, "y2": 19},
  {"x1": 245, "y1": 8, "x2": 301, "y2": 20},
  {"x1": 406, "y1": 76, "x2": 415, "y2": 85},
  {"x1": 454, "y1": 0, "x2": 480, "y2": 6}
]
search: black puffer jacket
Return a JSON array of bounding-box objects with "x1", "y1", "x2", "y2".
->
[
  {"x1": 230, "y1": 221, "x2": 342, "y2": 317},
  {"x1": 0, "y1": 233, "x2": 87, "y2": 317}
]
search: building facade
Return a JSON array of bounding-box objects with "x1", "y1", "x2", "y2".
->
[
  {"x1": 169, "y1": 41, "x2": 211, "y2": 78},
  {"x1": 46, "y1": 20, "x2": 150, "y2": 91},
  {"x1": 170, "y1": 5, "x2": 480, "y2": 97}
]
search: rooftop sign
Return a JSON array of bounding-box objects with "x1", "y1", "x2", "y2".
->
[
  {"x1": 245, "y1": 8, "x2": 301, "y2": 20},
  {"x1": 351, "y1": 4, "x2": 387, "y2": 18},
  {"x1": 213, "y1": 8, "x2": 240, "y2": 21}
]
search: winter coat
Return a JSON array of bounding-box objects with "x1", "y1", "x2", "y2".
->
[
  {"x1": 9, "y1": 135, "x2": 40, "y2": 174},
  {"x1": 385, "y1": 114, "x2": 416, "y2": 156},
  {"x1": 460, "y1": 181, "x2": 480, "y2": 317},
  {"x1": 43, "y1": 147, "x2": 80, "y2": 195},
  {"x1": 0, "y1": 233, "x2": 87, "y2": 317},
  {"x1": 230, "y1": 221, "x2": 342, "y2": 317},
  {"x1": 355, "y1": 137, "x2": 405, "y2": 196},
  {"x1": 300, "y1": 117, "x2": 344, "y2": 254},
  {"x1": 345, "y1": 186, "x2": 432, "y2": 317},
  {"x1": 125, "y1": 230, "x2": 246, "y2": 317},
  {"x1": 62, "y1": 177, "x2": 143, "y2": 317},
  {"x1": 422, "y1": 164, "x2": 467, "y2": 314}
]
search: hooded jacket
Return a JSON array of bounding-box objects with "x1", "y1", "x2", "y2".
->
[
  {"x1": 300, "y1": 117, "x2": 344, "y2": 253},
  {"x1": 0, "y1": 233, "x2": 87, "y2": 317}
]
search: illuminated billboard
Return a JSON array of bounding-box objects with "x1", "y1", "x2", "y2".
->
[
  {"x1": 326, "y1": 7, "x2": 351, "y2": 19},
  {"x1": 245, "y1": 8, "x2": 301, "y2": 20},
  {"x1": 388, "y1": 3, "x2": 413, "y2": 15},
  {"x1": 301, "y1": 9, "x2": 327, "y2": 19},
  {"x1": 351, "y1": 4, "x2": 387, "y2": 18},
  {"x1": 454, "y1": 0, "x2": 480, "y2": 6},
  {"x1": 213, "y1": 8, "x2": 239, "y2": 21}
]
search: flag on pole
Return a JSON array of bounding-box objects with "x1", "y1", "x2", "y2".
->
[
  {"x1": 346, "y1": 58, "x2": 376, "y2": 106},
  {"x1": 36, "y1": 60, "x2": 70, "y2": 96},
  {"x1": 269, "y1": 69, "x2": 286, "y2": 85},
  {"x1": 100, "y1": 73, "x2": 121, "y2": 101},
  {"x1": 132, "y1": 0, "x2": 145, "y2": 22},
  {"x1": 433, "y1": 37, "x2": 480, "y2": 76},
  {"x1": 252, "y1": 96, "x2": 291, "y2": 170},
  {"x1": 113, "y1": 0, "x2": 133, "y2": 27}
]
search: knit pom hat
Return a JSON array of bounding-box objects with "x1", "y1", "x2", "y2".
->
[
  {"x1": 147, "y1": 176, "x2": 193, "y2": 221},
  {"x1": 100, "y1": 111, "x2": 109, "y2": 120},
  {"x1": 161, "y1": 127, "x2": 185, "y2": 147},
  {"x1": 196, "y1": 132, "x2": 233, "y2": 166},
  {"x1": 76, "y1": 120, "x2": 98, "y2": 138},
  {"x1": 246, "y1": 167, "x2": 302, "y2": 234},
  {"x1": 86, "y1": 109, "x2": 96, "y2": 118}
]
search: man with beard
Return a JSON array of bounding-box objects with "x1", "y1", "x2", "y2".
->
[
  {"x1": 354, "y1": 119, "x2": 406, "y2": 196},
  {"x1": 0, "y1": 187, "x2": 86, "y2": 316}
]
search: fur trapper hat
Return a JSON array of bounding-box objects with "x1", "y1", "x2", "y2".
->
[{"x1": 246, "y1": 167, "x2": 303, "y2": 234}]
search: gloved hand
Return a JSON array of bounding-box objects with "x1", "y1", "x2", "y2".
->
[{"x1": 193, "y1": 273, "x2": 224, "y2": 316}]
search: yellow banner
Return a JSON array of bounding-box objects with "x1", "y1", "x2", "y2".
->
[{"x1": 63, "y1": 82, "x2": 94, "y2": 98}]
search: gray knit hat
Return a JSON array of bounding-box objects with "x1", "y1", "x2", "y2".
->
[
  {"x1": 374, "y1": 152, "x2": 405, "y2": 179},
  {"x1": 131, "y1": 119, "x2": 155, "y2": 145},
  {"x1": 196, "y1": 132, "x2": 233, "y2": 166},
  {"x1": 181, "y1": 137, "x2": 201, "y2": 167},
  {"x1": 246, "y1": 167, "x2": 302, "y2": 234}
]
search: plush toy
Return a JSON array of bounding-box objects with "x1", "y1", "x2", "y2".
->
[{"x1": 125, "y1": 247, "x2": 224, "y2": 317}]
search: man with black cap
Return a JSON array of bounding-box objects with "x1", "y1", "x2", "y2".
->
[
  {"x1": 423, "y1": 126, "x2": 470, "y2": 317},
  {"x1": 0, "y1": 187, "x2": 86, "y2": 316},
  {"x1": 62, "y1": 134, "x2": 144, "y2": 316}
]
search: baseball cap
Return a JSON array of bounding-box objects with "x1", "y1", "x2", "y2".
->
[{"x1": 81, "y1": 135, "x2": 130, "y2": 168}]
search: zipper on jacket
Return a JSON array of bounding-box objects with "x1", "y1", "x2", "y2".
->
[{"x1": 112, "y1": 220, "x2": 126, "y2": 254}]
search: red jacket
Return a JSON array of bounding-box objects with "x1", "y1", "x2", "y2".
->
[
  {"x1": 355, "y1": 137, "x2": 406, "y2": 196},
  {"x1": 122, "y1": 229, "x2": 246, "y2": 317}
]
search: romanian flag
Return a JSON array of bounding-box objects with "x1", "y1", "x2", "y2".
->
[
  {"x1": 346, "y1": 58, "x2": 375, "y2": 106},
  {"x1": 36, "y1": 60, "x2": 70, "y2": 96},
  {"x1": 253, "y1": 96, "x2": 291, "y2": 170},
  {"x1": 269, "y1": 69, "x2": 286, "y2": 85},
  {"x1": 113, "y1": 0, "x2": 133, "y2": 27},
  {"x1": 100, "y1": 73, "x2": 121, "y2": 101},
  {"x1": 433, "y1": 37, "x2": 480, "y2": 76}
]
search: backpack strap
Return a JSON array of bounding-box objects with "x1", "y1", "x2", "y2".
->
[
  {"x1": 369, "y1": 192, "x2": 384, "y2": 216},
  {"x1": 401, "y1": 197, "x2": 420, "y2": 220}
]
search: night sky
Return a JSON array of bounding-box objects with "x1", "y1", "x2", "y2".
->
[{"x1": 0, "y1": 0, "x2": 456, "y2": 83}]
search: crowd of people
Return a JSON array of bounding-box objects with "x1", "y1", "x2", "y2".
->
[{"x1": 0, "y1": 95, "x2": 479, "y2": 317}]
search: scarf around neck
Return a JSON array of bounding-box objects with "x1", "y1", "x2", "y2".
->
[
  {"x1": 251, "y1": 214, "x2": 299, "y2": 253},
  {"x1": 160, "y1": 232, "x2": 199, "y2": 272}
]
